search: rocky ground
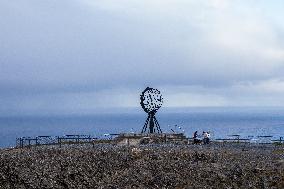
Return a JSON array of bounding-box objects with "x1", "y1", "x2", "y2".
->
[{"x1": 0, "y1": 143, "x2": 283, "y2": 189}]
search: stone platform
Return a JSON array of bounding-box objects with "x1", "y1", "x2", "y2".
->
[{"x1": 114, "y1": 133, "x2": 188, "y2": 146}]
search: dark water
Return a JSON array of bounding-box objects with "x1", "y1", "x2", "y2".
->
[{"x1": 1, "y1": 107, "x2": 284, "y2": 148}]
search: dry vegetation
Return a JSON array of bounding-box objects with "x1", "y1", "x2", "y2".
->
[{"x1": 0, "y1": 143, "x2": 283, "y2": 189}]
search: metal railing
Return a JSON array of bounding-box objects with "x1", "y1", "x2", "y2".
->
[
  {"x1": 215, "y1": 135, "x2": 284, "y2": 144},
  {"x1": 16, "y1": 134, "x2": 284, "y2": 148},
  {"x1": 16, "y1": 135, "x2": 98, "y2": 148}
]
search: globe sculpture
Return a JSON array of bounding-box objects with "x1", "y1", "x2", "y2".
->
[{"x1": 140, "y1": 87, "x2": 163, "y2": 133}]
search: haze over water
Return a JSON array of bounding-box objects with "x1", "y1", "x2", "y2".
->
[{"x1": 1, "y1": 107, "x2": 284, "y2": 148}]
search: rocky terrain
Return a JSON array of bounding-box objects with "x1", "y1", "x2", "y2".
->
[{"x1": 0, "y1": 143, "x2": 283, "y2": 189}]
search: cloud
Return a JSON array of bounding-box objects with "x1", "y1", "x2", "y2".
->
[
  {"x1": 80, "y1": 0, "x2": 284, "y2": 83},
  {"x1": 0, "y1": 0, "x2": 284, "y2": 114}
]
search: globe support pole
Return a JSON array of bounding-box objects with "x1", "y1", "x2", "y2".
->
[
  {"x1": 141, "y1": 112, "x2": 162, "y2": 134},
  {"x1": 149, "y1": 113, "x2": 155, "y2": 133}
]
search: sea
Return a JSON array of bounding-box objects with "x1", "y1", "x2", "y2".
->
[{"x1": 1, "y1": 107, "x2": 284, "y2": 148}]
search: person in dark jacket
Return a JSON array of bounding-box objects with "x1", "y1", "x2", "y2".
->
[{"x1": 193, "y1": 131, "x2": 201, "y2": 144}]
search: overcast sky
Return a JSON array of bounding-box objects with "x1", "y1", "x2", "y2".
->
[{"x1": 1, "y1": 0, "x2": 284, "y2": 115}]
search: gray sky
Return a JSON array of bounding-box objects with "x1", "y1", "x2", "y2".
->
[{"x1": 1, "y1": 0, "x2": 284, "y2": 115}]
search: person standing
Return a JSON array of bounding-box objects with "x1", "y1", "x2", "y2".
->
[
  {"x1": 193, "y1": 131, "x2": 199, "y2": 144},
  {"x1": 206, "y1": 131, "x2": 210, "y2": 144},
  {"x1": 203, "y1": 131, "x2": 210, "y2": 144}
]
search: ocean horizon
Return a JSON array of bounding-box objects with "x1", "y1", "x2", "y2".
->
[{"x1": 1, "y1": 107, "x2": 284, "y2": 148}]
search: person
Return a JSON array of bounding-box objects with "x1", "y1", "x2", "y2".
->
[
  {"x1": 193, "y1": 131, "x2": 198, "y2": 138},
  {"x1": 193, "y1": 131, "x2": 201, "y2": 144},
  {"x1": 207, "y1": 131, "x2": 211, "y2": 139},
  {"x1": 203, "y1": 131, "x2": 210, "y2": 144}
]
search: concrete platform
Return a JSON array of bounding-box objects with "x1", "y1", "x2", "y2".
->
[{"x1": 114, "y1": 133, "x2": 188, "y2": 146}]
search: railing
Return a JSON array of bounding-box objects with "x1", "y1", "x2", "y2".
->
[
  {"x1": 271, "y1": 136, "x2": 283, "y2": 143},
  {"x1": 16, "y1": 135, "x2": 98, "y2": 148},
  {"x1": 215, "y1": 135, "x2": 284, "y2": 144},
  {"x1": 16, "y1": 134, "x2": 284, "y2": 148},
  {"x1": 57, "y1": 135, "x2": 93, "y2": 147},
  {"x1": 215, "y1": 138, "x2": 250, "y2": 143}
]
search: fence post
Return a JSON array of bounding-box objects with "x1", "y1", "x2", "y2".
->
[
  {"x1": 21, "y1": 138, "x2": 24, "y2": 148},
  {"x1": 58, "y1": 137, "x2": 61, "y2": 148},
  {"x1": 28, "y1": 139, "x2": 31, "y2": 148}
]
